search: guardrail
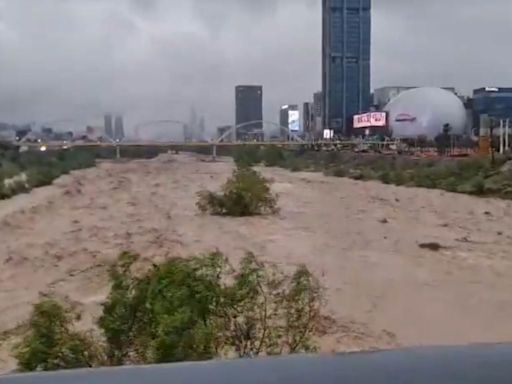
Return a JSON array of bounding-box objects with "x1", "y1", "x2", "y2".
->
[{"x1": 2, "y1": 344, "x2": 512, "y2": 384}]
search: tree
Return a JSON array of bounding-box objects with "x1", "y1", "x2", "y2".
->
[
  {"x1": 221, "y1": 255, "x2": 323, "y2": 356},
  {"x1": 16, "y1": 300, "x2": 99, "y2": 372},
  {"x1": 197, "y1": 166, "x2": 279, "y2": 217},
  {"x1": 98, "y1": 252, "x2": 227, "y2": 365},
  {"x1": 18, "y1": 251, "x2": 325, "y2": 371},
  {"x1": 97, "y1": 252, "x2": 142, "y2": 365}
]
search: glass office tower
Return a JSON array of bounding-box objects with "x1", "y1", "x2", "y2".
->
[
  {"x1": 235, "y1": 85, "x2": 263, "y2": 140},
  {"x1": 322, "y1": 0, "x2": 371, "y2": 135}
]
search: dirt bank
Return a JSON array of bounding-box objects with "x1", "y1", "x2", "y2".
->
[{"x1": 1, "y1": 153, "x2": 512, "y2": 371}]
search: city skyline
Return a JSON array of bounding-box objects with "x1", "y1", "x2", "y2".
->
[{"x1": 0, "y1": 0, "x2": 510, "y2": 130}]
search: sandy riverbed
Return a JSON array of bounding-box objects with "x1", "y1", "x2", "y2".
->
[{"x1": 1, "y1": 153, "x2": 512, "y2": 371}]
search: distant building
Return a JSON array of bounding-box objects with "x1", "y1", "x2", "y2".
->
[
  {"x1": 313, "y1": 92, "x2": 323, "y2": 119},
  {"x1": 322, "y1": 0, "x2": 371, "y2": 135},
  {"x1": 41, "y1": 127, "x2": 54, "y2": 138},
  {"x1": 279, "y1": 106, "x2": 288, "y2": 140},
  {"x1": 86, "y1": 126, "x2": 105, "y2": 141},
  {"x1": 235, "y1": 85, "x2": 263, "y2": 140},
  {"x1": 104, "y1": 114, "x2": 114, "y2": 139},
  {"x1": 53, "y1": 131, "x2": 74, "y2": 141},
  {"x1": 385, "y1": 87, "x2": 466, "y2": 139},
  {"x1": 183, "y1": 124, "x2": 192, "y2": 142},
  {"x1": 303, "y1": 102, "x2": 315, "y2": 139},
  {"x1": 217, "y1": 125, "x2": 234, "y2": 142},
  {"x1": 374, "y1": 86, "x2": 457, "y2": 111},
  {"x1": 0, "y1": 126, "x2": 15, "y2": 142},
  {"x1": 187, "y1": 107, "x2": 199, "y2": 141},
  {"x1": 473, "y1": 87, "x2": 512, "y2": 131},
  {"x1": 15, "y1": 128, "x2": 31, "y2": 142},
  {"x1": 280, "y1": 105, "x2": 299, "y2": 139},
  {"x1": 114, "y1": 116, "x2": 125, "y2": 142},
  {"x1": 198, "y1": 117, "x2": 206, "y2": 141},
  {"x1": 313, "y1": 91, "x2": 323, "y2": 138}
]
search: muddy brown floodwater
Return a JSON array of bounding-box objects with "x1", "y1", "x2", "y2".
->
[{"x1": 1, "y1": 153, "x2": 512, "y2": 372}]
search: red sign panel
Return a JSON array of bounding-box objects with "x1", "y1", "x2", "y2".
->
[{"x1": 353, "y1": 112, "x2": 387, "y2": 129}]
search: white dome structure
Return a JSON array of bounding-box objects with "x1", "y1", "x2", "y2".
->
[{"x1": 384, "y1": 87, "x2": 467, "y2": 139}]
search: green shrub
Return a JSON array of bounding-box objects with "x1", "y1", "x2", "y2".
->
[
  {"x1": 15, "y1": 300, "x2": 100, "y2": 372},
  {"x1": 261, "y1": 146, "x2": 286, "y2": 167},
  {"x1": 378, "y1": 170, "x2": 392, "y2": 184},
  {"x1": 391, "y1": 171, "x2": 407, "y2": 186},
  {"x1": 96, "y1": 251, "x2": 324, "y2": 366},
  {"x1": 197, "y1": 166, "x2": 278, "y2": 216},
  {"x1": 0, "y1": 149, "x2": 96, "y2": 200},
  {"x1": 99, "y1": 252, "x2": 223, "y2": 365},
  {"x1": 348, "y1": 169, "x2": 364, "y2": 180},
  {"x1": 19, "y1": 251, "x2": 325, "y2": 370},
  {"x1": 438, "y1": 177, "x2": 460, "y2": 192},
  {"x1": 327, "y1": 166, "x2": 346, "y2": 178},
  {"x1": 26, "y1": 168, "x2": 59, "y2": 188},
  {"x1": 457, "y1": 176, "x2": 486, "y2": 195},
  {"x1": 233, "y1": 146, "x2": 261, "y2": 167},
  {"x1": 284, "y1": 158, "x2": 307, "y2": 172}
]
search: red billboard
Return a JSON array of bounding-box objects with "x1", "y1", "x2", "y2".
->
[{"x1": 353, "y1": 112, "x2": 387, "y2": 129}]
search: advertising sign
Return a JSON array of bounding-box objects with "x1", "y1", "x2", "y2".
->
[
  {"x1": 323, "y1": 129, "x2": 334, "y2": 140},
  {"x1": 288, "y1": 110, "x2": 300, "y2": 132},
  {"x1": 353, "y1": 112, "x2": 387, "y2": 129}
]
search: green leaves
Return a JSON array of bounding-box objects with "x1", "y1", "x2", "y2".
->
[
  {"x1": 0, "y1": 149, "x2": 96, "y2": 199},
  {"x1": 19, "y1": 251, "x2": 324, "y2": 371},
  {"x1": 197, "y1": 166, "x2": 279, "y2": 217},
  {"x1": 98, "y1": 251, "x2": 324, "y2": 364},
  {"x1": 15, "y1": 300, "x2": 99, "y2": 372}
]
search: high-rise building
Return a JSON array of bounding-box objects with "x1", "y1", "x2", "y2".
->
[
  {"x1": 322, "y1": 0, "x2": 371, "y2": 135},
  {"x1": 303, "y1": 102, "x2": 315, "y2": 138},
  {"x1": 279, "y1": 106, "x2": 289, "y2": 135},
  {"x1": 104, "y1": 114, "x2": 113, "y2": 139},
  {"x1": 235, "y1": 85, "x2": 263, "y2": 140},
  {"x1": 114, "y1": 115, "x2": 125, "y2": 142},
  {"x1": 313, "y1": 91, "x2": 324, "y2": 138}
]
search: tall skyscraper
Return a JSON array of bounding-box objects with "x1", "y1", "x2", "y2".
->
[
  {"x1": 114, "y1": 115, "x2": 125, "y2": 142},
  {"x1": 104, "y1": 114, "x2": 113, "y2": 139},
  {"x1": 235, "y1": 85, "x2": 263, "y2": 140},
  {"x1": 322, "y1": 0, "x2": 371, "y2": 135}
]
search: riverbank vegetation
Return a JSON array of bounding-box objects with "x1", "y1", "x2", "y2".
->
[
  {"x1": 0, "y1": 143, "x2": 166, "y2": 200},
  {"x1": 225, "y1": 146, "x2": 512, "y2": 199},
  {"x1": 15, "y1": 251, "x2": 324, "y2": 371}
]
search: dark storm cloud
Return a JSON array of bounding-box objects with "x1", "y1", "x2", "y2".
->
[{"x1": 0, "y1": 0, "x2": 510, "y2": 135}]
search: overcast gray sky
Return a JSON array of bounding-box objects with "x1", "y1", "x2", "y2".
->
[{"x1": 0, "y1": 0, "x2": 510, "y2": 134}]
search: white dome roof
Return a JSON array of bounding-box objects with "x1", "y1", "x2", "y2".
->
[{"x1": 384, "y1": 87, "x2": 467, "y2": 139}]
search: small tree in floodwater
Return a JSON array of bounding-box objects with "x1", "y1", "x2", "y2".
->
[{"x1": 196, "y1": 166, "x2": 279, "y2": 217}]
